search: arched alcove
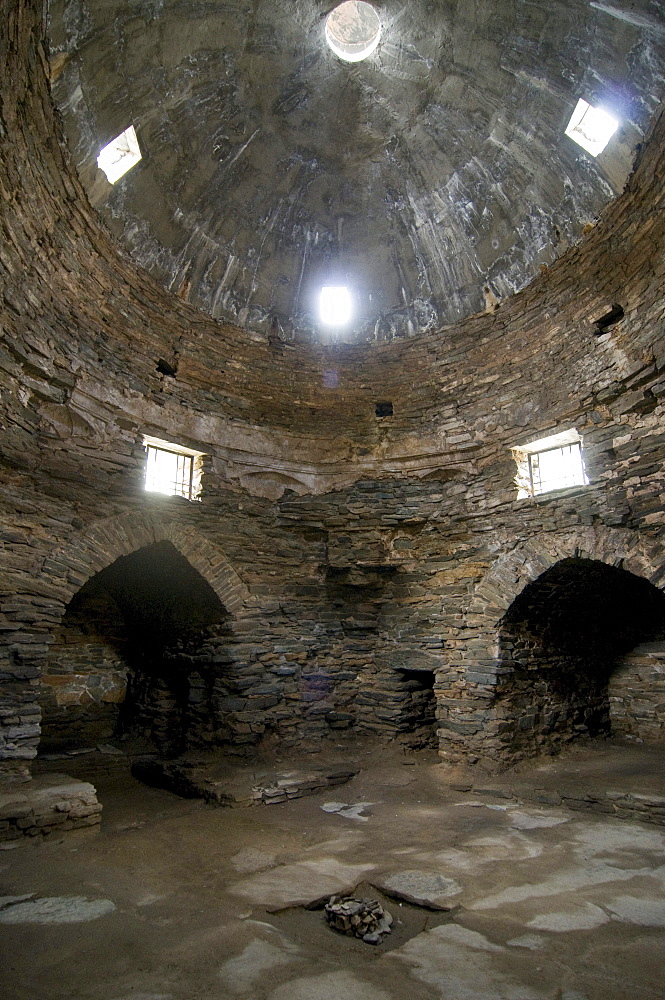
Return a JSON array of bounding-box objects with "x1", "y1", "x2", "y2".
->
[
  {"x1": 41, "y1": 541, "x2": 234, "y2": 755},
  {"x1": 495, "y1": 558, "x2": 665, "y2": 759}
]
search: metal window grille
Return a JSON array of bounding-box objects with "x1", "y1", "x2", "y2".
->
[
  {"x1": 145, "y1": 445, "x2": 194, "y2": 499},
  {"x1": 528, "y1": 442, "x2": 586, "y2": 496}
]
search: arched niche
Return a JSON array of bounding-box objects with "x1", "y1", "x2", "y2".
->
[
  {"x1": 41, "y1": 540, "x2": 237, "y2": 755},
  {"x1": 494, "y1": 558, "x2": 665, "y2": 760},
  {"x1": 433, "y1": 528, "x2": 665, "y2": 767}
]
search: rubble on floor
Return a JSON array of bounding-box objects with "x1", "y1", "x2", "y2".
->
[{"x1": 325, "y1": 895, "x2": 393, "y2": 944}]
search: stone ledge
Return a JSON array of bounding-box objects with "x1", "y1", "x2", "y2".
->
[
  {"x1": 0, "y1": 773, "x2": 102, "y2": 844},
  {"x1": 131, "y1": 755, "x2": 359, "y2": 807},
  {"x1": 460, "y1": 781, "x2": 665, "y2": 827}
]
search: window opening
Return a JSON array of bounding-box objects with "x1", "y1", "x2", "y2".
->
[
  {"x1": 97, "y1": 125, "x2": 142, "y2": 184},
  {"x1": 528, "y1": 442, "x2": 585, "y2": 495},
  {"x1": 325, "y1": 2, "x2": 382, "y2": 63},
  {"x1": 320, "y1": 285, "x2": 352, "y2": 325},
  {"x1": 143, "y1": 436, "x2": 203, "y2": 500},
  {"x1": 512, "y1": 430, "x2": 587, "y2": 498},
  {"x1": 564, "y1": 98, "x2": 618, "y2": 156}
]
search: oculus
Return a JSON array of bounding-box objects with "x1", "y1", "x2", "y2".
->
[{"x1": 325, "y1": 2, "x2": 382, "y2": 63}]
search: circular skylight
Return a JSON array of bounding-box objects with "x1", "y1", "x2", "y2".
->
[{"x1": 325, "y1": 2, "x2": 381, "y2": 63}]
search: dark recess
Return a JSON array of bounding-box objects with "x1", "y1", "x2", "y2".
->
[
  {"x1": 156, "y1": 359, "x2": 178, "y2": 377},
  {"x1": 594, "y1": 304, "x2": 624, "y2": 335}
]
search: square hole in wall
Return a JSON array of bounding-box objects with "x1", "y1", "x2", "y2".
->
[
  {"x1": 512, "y1": 430, "x2": 587, "y2": 499},
  {"x1": 97, "y1": 125, "x2": 142, "y2": 184},
  {"x1": 564, "y1": 98, "x2": 618, "y2": 156},
  {"x1": 143, "y1": 436, "x2": 203, "y2": 500}
]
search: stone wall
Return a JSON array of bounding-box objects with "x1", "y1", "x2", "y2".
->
[
  {"x1": 40, "y1": 579, "x2": 129, "y2": 751},
  {"x1": 0, "y1": 2, "x2": 664, "y2": 776},
  {"x1": 609, "y1": 643, "x2": 665, "y2": 745},
  {"x1": 41, "y1": 640, "x2": 128, "y2": 752}
]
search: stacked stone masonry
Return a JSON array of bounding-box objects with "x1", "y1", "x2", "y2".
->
[
  {"x1": 0, "y1": 773, "x2": 102, "y2": 842},
  {"x1": 0, "y1": 1, "x2": 664, "y2": 790}
]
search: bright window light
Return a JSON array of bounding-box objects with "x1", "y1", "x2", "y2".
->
[
  {"x1": 143, "y1": 436, "x2": 203, "y2": 501},
  {"x1": 528, "y1": 442, "x2": 586, "y2": 495},
  {"x1": 513, "y1": 430, "x2": 587, "y2": 498},
  {"x1": 320, "y1": 285, "x2": 352, "y2": 326},
  {"x1": 564, "y1": 98, "x2": 619, "y2": 157},
  {"x1": 97, "y1": 125, "x2": 142, "y2": 184},
  {"x1": 325, "y1": 2, "x2": 382, "y2": 63}
]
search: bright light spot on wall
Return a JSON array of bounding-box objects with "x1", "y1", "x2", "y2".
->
[
  {"x1": 565, "y1": 99, "x2": 619, "y2": 156},
  {"x1": 326, "y1": 1, "x2": 381, "y2": 63},
  {"x1": 320, "y1": 286, "x2": 352, "y2": 325},
  {"x1": 97, "y1": 125, "x2": 142, "y2": 184}
]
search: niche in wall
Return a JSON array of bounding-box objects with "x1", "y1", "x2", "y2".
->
[
  {"x1": 495, "y1": 558, "x2": 665, "y2": 760},
  {"x1": 394, "y1": 668, "x2": 438, "y2": 748},
  {"x1": 41, "y1": 541, "x2": 233, "y2": 755},
  {"x1": 41, "y1": 585, "x2": 130, "y2": 752}
]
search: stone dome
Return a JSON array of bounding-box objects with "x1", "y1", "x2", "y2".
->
[{"x1": 48, "y1": 0, "x2": 665, "y2": 341}]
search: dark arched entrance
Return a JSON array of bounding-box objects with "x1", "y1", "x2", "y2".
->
[
  {"x1": 41, "y1": 541, "x2": 232, "y2": 755},
  {"x1": 495, "y1": 557, "x2": 665, "y2": 760}
]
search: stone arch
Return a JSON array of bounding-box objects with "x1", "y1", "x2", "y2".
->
[
  {"x1": 493, "y1": 557, "x2": 665, "y2": 759},
  {"x1": 436, "y1": 527, "x2": 665, "y2": 766},
  {"x1": 41, "y1": 512, "x2": 251, "y2": 618},
  {"x1": 35, "y1": 514, "x2": 252, "y2": 756},
  {"x1": 471, "y1": 526, "x2": 665, "y2": 635}
]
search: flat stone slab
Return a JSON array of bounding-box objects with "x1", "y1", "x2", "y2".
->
[
  {"x1": 0, "y1": 895, "x2": 115, "y2": 924},
  {"x1": 228, "y1": 858, "x2": 375, "y2": 910},
  {"x1": 371, "y1": 870, "x2": 463, "y2": 910},
  {"x1": 269, "y1": 970, "x2": 394, "y2": 1000},
  {"x1": 320, "y1": 801, "x2": 375, "y2": 821}
]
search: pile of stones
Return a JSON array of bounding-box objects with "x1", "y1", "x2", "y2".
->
[{"x1": 324, "y1": 895, "x2": 393, "y2": 945}]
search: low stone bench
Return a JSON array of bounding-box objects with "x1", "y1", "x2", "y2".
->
[{"x1": 0, "y1": 773, "x2": 102, "y2": 844}]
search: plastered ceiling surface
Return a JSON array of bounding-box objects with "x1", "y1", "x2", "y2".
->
[{"x1": 48, "y1": 0, "x2": 665, "y2": 342}]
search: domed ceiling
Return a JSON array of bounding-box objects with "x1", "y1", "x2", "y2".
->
[{"x1": 48, "y1": 0, "x2": 665, "y2": 342}]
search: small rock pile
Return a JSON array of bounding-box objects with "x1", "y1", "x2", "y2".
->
[{"x1": 324, "y1": 895, "x2": 393, "y2": 945}]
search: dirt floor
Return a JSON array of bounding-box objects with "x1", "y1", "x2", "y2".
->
[{"x1": 1, "y1": 740, "x2": 665, "y2": 1000}]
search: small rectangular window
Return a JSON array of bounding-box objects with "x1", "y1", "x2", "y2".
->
[
  {"x1": 528, "y1": 442, "x2": 585, "y2": 495},
  {"x1": 512, "y1": 430, "x2": 587, "y2": 499},
  {"x1": 564, "y1": 98, "x2": 618, "y2": 157},
  {"x1": 143, "y1": 436, "x2": 203, "y2": 500},
  {"x1": 97, "y1": 125, "x2": 142, "y2": 184}
]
